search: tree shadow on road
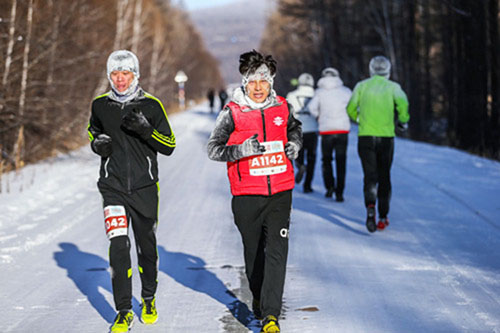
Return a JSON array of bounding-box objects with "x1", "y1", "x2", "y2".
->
[{"x1": 157, "y1": 246, "x2": 260, "y2": 332}]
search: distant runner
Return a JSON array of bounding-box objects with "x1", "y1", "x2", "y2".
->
[{"x1": 347, "y1": 55, "x2": 409, "y2": 232}]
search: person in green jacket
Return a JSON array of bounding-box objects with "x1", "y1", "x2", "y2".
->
[{"x1": 346, "y1": 55, "x2": 409, "y2": 233}]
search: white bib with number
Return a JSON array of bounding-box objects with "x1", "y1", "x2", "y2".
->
[
  {"x1": 249, "y1": 141, "x2": 287, "y2": 176},
  {"x1": 104, "y1": 205, "x2": 128, "y2": 239}
]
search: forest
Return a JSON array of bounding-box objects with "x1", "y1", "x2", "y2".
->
[
  {"x1": 0, "y1": 0, "x2": 224, "y2": 172},
  {"x1": 260, "y1": 0, "x2": 500, "y2": 160}
]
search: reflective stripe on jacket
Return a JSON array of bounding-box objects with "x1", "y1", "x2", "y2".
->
[{"x1": 88, "y1": 90, "x2": 175, "y2": 193}]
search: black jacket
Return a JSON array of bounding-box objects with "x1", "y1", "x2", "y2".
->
[{"x1": 88, "y1": 90, "x2": 175, "y2": 193}]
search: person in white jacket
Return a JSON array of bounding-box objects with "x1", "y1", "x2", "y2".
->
[
  {"x1": 309, "y1": 67, "x2": 352, "y2": 201},
  {"x1": 286, "y1": 73, "x2": 318, "y2": 193}
]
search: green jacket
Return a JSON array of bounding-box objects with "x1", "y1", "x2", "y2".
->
[{"x1": 346, "y1": 75, "x2": 409, "y2": 137}]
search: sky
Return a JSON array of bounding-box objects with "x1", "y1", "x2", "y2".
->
[
  {"x1": 179, "y1": 0, "x2": 239, "y2": 11},
  {"x1": 1, "y1": 98, "x2": 499, "y2": 332}
]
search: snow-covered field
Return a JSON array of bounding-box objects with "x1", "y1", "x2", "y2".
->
[{"x1": 1, "y1": 102, "x2": 499, "y2": 332}]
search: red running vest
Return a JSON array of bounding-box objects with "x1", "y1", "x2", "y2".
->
[{"x1": 226, "y1": 96, "x2": 295, "y2": 196}]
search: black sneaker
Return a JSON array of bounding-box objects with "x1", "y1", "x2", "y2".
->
[
  {"x1": 303, "y1": 186, "x2": 313, "y2": 193},
  {"x1": 366, "y1": 204, "x2": 376, "y2": 232},
  {"x1": 335, "y1": 194, "x2": 344, "y2": 202},
  {"x1": 295, "y1": 165, "x2": 306, "y2": 183},
  {"x1": 325, "y1": 187, "x2": 335, "y2": 198},
  {"x1": 252, "y1": 298, "x2": 262, "y2": 320}
]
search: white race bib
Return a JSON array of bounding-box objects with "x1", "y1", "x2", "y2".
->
[
  {"x1": 249, "y1": 141, "x2": 287, "y2": 176},
  {"x1": 104, "y1": 205, "x2": 128, "y2": 239}
]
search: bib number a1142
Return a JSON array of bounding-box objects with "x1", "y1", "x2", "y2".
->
[
  {"x1": 249, "y1": 140, "x2": 287, "y2": 176},
  {"x1": 104, "y1": 205, "x2": 128, "y2": 239}
]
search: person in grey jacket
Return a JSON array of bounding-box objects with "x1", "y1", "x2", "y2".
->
[
  {"x1": 286, "y1": 73, "x2": 318, "y2": 193},
  {"x1": 207, "y1": 50, "x2": 301, "y2": 333},
  {"x1": 309, "y1": 67, "x2": 352, "y2": 201}
]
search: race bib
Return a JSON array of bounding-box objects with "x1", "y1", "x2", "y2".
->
[
  {"x1": 104, "y1": 205, "x2": 128, "y2": 239},
  {"x1": 249, "y1": 141, "x2": 287, "y2": 176}
]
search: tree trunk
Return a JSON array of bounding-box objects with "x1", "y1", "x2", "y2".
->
[
  {"x1": 461, "y1": 1, "x2": 488, "y2": 153},
  {"x1": 93, "y1": 0, "x2": 130, "y2": 97},
  {"x1": 488, "y1": 0, "x2": 499, "y2": 158},
  {"x1": 2, "y1": 0, "x2": 17, "y2": 88},
  {"x1": 131, "y1": 0, "x2": 143, "y2": 54},
  {"x1": 381, "y1": 0, "x2": 397, "y2": 81},
  {"x1": 44, "y1": 0, "x2": 61, "y2": 125},
  {"x1": 13, "y1": 0, "x2": 34, "y2": 170}
]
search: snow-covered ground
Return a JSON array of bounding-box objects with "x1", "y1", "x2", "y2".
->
[{"x1": 1, "y1": 102, "x2": 499, "y2": 332}]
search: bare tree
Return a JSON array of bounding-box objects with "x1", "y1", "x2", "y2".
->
[
  {"x1": 13, "y1": 0, "x2": 33, "y2": 170},
  {"x1": 131, "y1": 0, "x2": 143, "y2": 54},
  {"x1": 2, "y1": 0, "x2": 17, "y2": 88}
]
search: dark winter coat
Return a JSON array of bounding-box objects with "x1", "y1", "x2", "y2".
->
[{"x1": 88, "y1": 89, "x2": 175, "y2": 193}]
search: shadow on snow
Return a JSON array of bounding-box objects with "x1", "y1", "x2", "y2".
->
[
  {"x1": 53, "y1": 242, "x2": 140, "y2": 323},
  {"x1": 157, "y1": 246, "x2": 259, "y2": 331}
]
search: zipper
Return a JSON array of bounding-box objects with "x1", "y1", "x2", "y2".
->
[
  {"x1": 121, "y1": 102, "x2": 132, "y2": 193},
  {"x1": 146, "y1": 156, "x2": 154, "y2": 180},
  {"x1": 260, "y1": 109, "x2": 272, "y2": 195},
  {"x1": 237, "y1": 160, "x2": 241, "y2": 181},
  {"x1": 103, "y1": 157, "x2": 110, "y2": 178}
]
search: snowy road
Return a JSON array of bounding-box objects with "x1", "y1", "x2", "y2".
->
[{"x1": 1, "y1": 103, "x2": 500, "y2": 332}]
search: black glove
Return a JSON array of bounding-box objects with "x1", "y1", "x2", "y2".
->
[
  {"x1": 239, "y1": 134, "x2": 266, "y2": 158},
  {"x1": 121, "y1": 108, "x2": 153, "y2": 140},
  {"x1": 396, "y1": 121, "x2": 408, "y2": 135},
  {"x1": 285, "y1": 142, "x2": 300, "y2": 160},
  {"x1": 92, "y1": 134, "x2": 113, "y2": 157}
]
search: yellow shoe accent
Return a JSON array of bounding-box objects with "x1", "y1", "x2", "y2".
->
[
  {"x1": 261, "y1": 315, "x2": 280, "y2": 332},
  {"x1": 111, "y1": 311, "x2": 134, "y2": 332},
  {"x1": 141, "y1": 297, "x2": 158, "y2": 324}
]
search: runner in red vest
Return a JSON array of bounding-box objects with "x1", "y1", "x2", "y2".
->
[{"x1": 207, "y1": 50, "x2": 302, "y2": 333}]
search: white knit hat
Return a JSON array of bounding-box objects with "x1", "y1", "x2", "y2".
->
[
  {"x1": 369, "y1": 56, "x2": 391, "y2": 78},
  {"x1": 106, "y1": 50, "x2": 140, "y2": 79},
  {"x1": 106, "y1": 50, "x2": 140, "y2": 97},
  {"x1": 321, "y1": 67, "x2": 339, "y2": 77},
  {"x1": 298, "y1": 73, "x2": 314, "y2": 87}
]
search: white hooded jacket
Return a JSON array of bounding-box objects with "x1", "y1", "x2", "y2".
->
[
  {"x1": 309, "y1": 76, "x2": 352, "y2": 134},
  {"x1": 286, "y1": 85, "x2": 318, "y2": 133}
]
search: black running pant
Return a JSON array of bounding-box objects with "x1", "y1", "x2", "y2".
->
[
  {"x1": 231, "y1": 190, "x2": 292, "y2": 318},
  {"x1": 357, "y1": 136, "x2": 394, "y2": 218},
  {"x1": 321, "y1": 133, "x2": 348, "y2": 196},
  {"x1": 295, "y1": 132, "x2": 318, "y2": 189},
  {"x1": 98, "y1": 182, "x2": 159, "y2": 312}
]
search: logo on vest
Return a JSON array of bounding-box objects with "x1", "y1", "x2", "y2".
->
[
  {"x1": 273, "y1": 116, "x2": 284, "y2": 127},
  {"x1": 280, "y1": 228, "x2": 289, "y2": 238}
]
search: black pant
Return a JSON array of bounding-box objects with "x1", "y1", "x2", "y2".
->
[
  {"x1": 231, "y1": 190, "x2": 292, "y2": 318},
  {"x1": 321, "y1": 133, "x2": 348, "y2": 196},
  {"x1": 98, "y1": 182, "x2": 159, "y2": 311},
  {"x1": 357, "y1": 136, "x2": 394, "y2": 218},
  {"x1": 295, "y1": 132, "x2": 318, "y2": 189}
]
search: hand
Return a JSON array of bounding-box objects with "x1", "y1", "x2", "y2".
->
[
  {"x1": 92, "y1": 134, "x2": 113, "y2": 157},
  {"x1": 240, "y1": 134, "x2": 266, "y2": 158},
  {"x1": 285, "y1": 141, "x2": 300, "y2": 160},
  {"x1": 121, "y1": 108, "x2": 153, "y2": 139},
  {"x1": 396, "y1": 121, "x2": 408, "y2": 134}
]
